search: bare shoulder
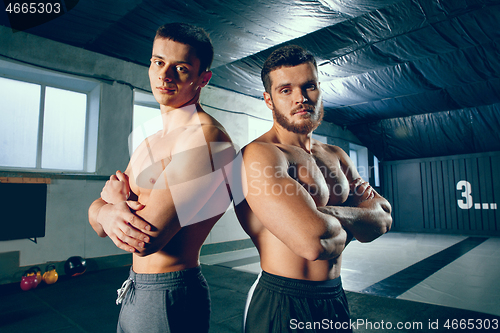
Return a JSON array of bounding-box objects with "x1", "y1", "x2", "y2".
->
[
  {"x1": 314, "y1": 140, "x2": 348, "y2": 157},
  {"x1": 242, "y1": 140, "x2": 289, "y2": 171},
  {"x1": 315, "y1": 140, "x2": 364, "y2": 183},
  {"x1": 171, "y1": 112, "x2": 231, "y2": 152},
  {"x1": 196, "y1": 111, "x2": 232, "y2": 143}
]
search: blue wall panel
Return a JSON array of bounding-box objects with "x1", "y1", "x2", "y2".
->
[{"x1": 382, "y1": 152, "x2": 499, "y2": 235}]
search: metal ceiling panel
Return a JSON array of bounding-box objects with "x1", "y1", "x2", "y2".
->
[{"x1": 1, "y1": 0, "x2": 499, "y2": 161}]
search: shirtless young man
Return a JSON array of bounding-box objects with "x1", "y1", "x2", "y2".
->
[
  {"x1": 88, "y1": 23, "x2": 234, "y2": 333},
  {"x1": 235, "y1": 45, "x2": 392, "y2": 332}
]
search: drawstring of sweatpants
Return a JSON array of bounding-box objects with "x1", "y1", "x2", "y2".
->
[{"x1": 116, "y1": 279, "x2": 133, "y2": 305}]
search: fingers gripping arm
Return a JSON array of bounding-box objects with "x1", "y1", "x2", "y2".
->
[
  {"x1": 100, "y1": 170, "x2": 131, "y2": 204},
  {"x1": 327, "y1": 148, "x2": 392, "y2": 242},
  {"x1": 89, "y1": 168, "x2": 151, "y2": 252},
  {"x1": 88, "y1": 197, "x2": 150, "y2": 252},
  {"x1": 323, "y1": 190, "x2": 392, "y2": 243}
]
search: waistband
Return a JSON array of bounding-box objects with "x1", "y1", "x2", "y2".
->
[
  {"x1": 258, "y1": 271, "x2": 343, "y2": 298},
  {"x1": 128, "y1": 266, "x2": 204, "y2": 287}
]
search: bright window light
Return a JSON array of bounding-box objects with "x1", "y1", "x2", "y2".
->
[
  {"x1": 131, "y1": 104, "x2": 161, "y2": 154},
  {"x1": 0, "y1": 77, "x2": 41, "y2": 168},
  {"x1": 0, "y1": 62, "x2": 99, "y2": 172},
  {"x1": 41, "y1": 87, "x2": 87, "y2": 170}
]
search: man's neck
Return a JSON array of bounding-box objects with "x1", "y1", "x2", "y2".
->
[
  {"x1": 271, "y1": 124, "x2": 313, "y2": 153},
  {"x1": 160, "y1": 103, "x2": 201, "y2": 135}
]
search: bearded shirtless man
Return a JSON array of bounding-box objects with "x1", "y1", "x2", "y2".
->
[
  {"x1": 88, "y1": 23, "x2": 234, "y2": 333},
  {"x1": 235, "y1": 45, "x2": 392, "y2": 332}
]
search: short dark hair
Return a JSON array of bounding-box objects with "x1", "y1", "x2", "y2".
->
[
  {"x1": 261, "y1": 45, "x2": 317, "y2": 94},
  {"x1": 155, "y1": 23, "x2": 214, "y2": 74}
]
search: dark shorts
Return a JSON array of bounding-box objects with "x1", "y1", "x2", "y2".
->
[
  {"x1": 116, "y1": 266, "x2": 210, "y2": 333},
  {"x1": 244, "y1": 271, "x2": 352, "y2": 333}
]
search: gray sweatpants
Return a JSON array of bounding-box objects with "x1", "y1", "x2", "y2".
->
[{"x1": 116, "y1": 266, "x2": 210, "y2": 333}]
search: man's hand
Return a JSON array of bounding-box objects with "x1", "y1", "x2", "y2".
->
[
  {"x1": 101, "y1": 170, "x2": 130, "y2": 204},
  {"x1": 96, "y1": 200, "x2": 151, "y2": 253},
  {"x1": 345, "y1": 178, "x2": 374, "y2": 207}
]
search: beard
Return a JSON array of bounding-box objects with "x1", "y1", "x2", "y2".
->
[{"x1": 272, "y1": 101, "x2": 324, "y2": 134}]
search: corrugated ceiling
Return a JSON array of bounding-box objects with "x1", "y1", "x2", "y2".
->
[{"x1": 1, "y1": 0, "x2": 499, "y2": 161}]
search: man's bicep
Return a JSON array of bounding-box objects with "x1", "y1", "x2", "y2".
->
[
  {"x1": 245, "y1": 165, "x2": 323, "y2": 240},
  {"x1": 242, "y1": 144, "x2": 318, "y2": 227},
  {"x1": 134, "y1": 188, "x2": 180, "y2": 245},
  {"x1": 137, "y1": 135, "x2": 231, "y2": 228},
  {"x1": 149, "y1": 144, "x2": 230, "y2": 228}
]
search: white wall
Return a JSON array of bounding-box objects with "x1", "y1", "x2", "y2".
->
[
  {"x1": 201, "y1": 85, "x2": 272, "y2": 148},
  {"x1": 0, "y1": 26, "x2": 149, "y2": 283}
]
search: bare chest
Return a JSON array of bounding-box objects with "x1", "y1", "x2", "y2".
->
[
  {"x1": 128, "y1": 133, "x2": 173, "y2": 198},
  {"x1": 284, "y1": 147, "x2": 349, "y2": 206}
]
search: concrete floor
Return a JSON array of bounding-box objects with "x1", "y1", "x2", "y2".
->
[
  {"x1": 1, "y1": 232, "x2": 499, "y2": 332},
  {"x1": 205, "y1": 232, "x2": 500, "y2": 317}
]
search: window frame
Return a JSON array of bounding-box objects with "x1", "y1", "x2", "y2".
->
[
  {"x1": 0, "y1": 59, "x2": 100, "y2": 173},
  {"x1": 349, "y1": 142, "x2": 380, "y2": 187},
  {"x1": 130, "y1": 90, "x2": 162, "y2": 155}
]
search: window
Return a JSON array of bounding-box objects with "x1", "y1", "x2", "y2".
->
[
  {"x1": 131, "y1": 91, "x2": 161, "y2": 154},
  {"x1": 373, "y1": 155, "x2": 380, "y2": 187},
  {"x1": 349, "y1": 143, "x2": 369, "y2": 180},
  {"x1": 312, "y1": 133, "x2": 328, "y2": 144},
  {"x1": 248, "y1": 117, "x2": 272, "y2": 143},
  {"x1": 349, "y1": 148, "x2": 358, "y2": 170},
  {"x1": 349, "y1": 143, "x2": 380, "y2": 187},
  {"x1": 0, "y1": 60, "x2": 100, "y2": 172},
  {"x1": 0, "y1": 78, "x2": 40, "y2": 168}
]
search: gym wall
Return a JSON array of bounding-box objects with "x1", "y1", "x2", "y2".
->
[
  {"x1": 382, "y1": 151, "x2": 500, "y2": 236},
  {"x1": 0, "y1": 25, "x2": 148, "y2": 284}
]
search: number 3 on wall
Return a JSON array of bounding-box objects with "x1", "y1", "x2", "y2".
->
[{"x1": 457, "y1": 180, "x2": 473, "y2": 209}]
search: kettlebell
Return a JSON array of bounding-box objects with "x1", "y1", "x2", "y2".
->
[
  {"x1": 43, "y1": 264, "x2": 59, "y2": 284},
  {"x1": 31, "y1": 266, "x2": 42, "y2": 287},
  {"x1": 27, "y1": 269, "x2": 40, "y2": 289},
  {"x1": 20, "y1": 270, "x2": 38, "y2": 291},
  {"x1": 20, "y1": 275, "x2": 33, "y2": 291}
]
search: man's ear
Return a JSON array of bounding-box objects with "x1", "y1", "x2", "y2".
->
[
  {"x1": 200, "y1": 71, "x2": 212, "y2": 87},
  {"x1": 263, "y1": 92, "x2": 273, "y2": 110}
]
